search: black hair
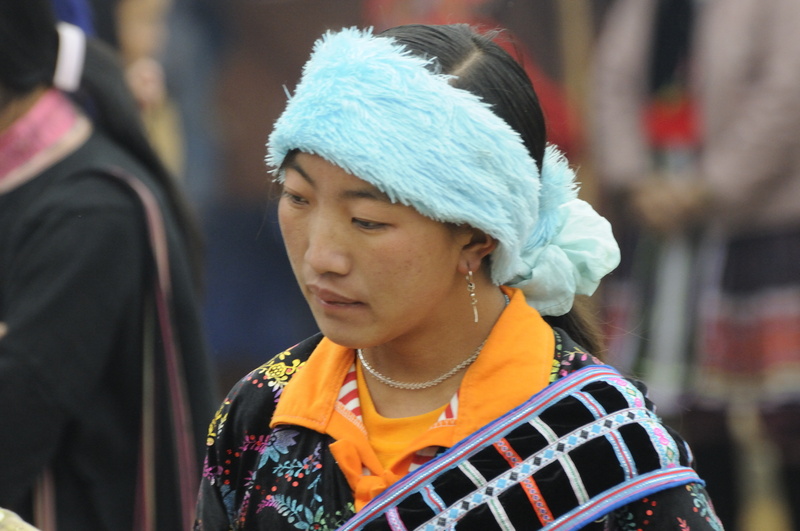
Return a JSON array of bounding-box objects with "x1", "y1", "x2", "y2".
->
[
  {"x1": 0, "y1": 0, "x2": 58, "y2": 96},
  {"x1": 0, "y1": 0, "x2": 204, "y2": 285},
  {"x1": 379, "y1": 24, "x2": 604, "y2": 354}
]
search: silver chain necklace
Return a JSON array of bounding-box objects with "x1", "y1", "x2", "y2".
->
[{"x1": 357, "y1": 341, "x2": 486, "y2": 390}]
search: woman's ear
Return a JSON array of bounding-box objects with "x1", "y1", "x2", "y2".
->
[{"x1": 458, "y1": 229, "x2": 498, "y2": 275}]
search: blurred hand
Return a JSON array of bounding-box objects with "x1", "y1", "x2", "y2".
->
[
  {"x1": 629, "y1": 174, "x2": 710, "y2": 235},
  {"x1": 125, "y1": 57, "x2": 167, "y2": 112},
  {"x1": 0, "y1": 322, "x2": 6, "y2": 340}
]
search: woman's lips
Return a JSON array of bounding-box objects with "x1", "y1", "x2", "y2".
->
[{"x1": 308, "y1": 285, "x2": 362, "y2": 307}]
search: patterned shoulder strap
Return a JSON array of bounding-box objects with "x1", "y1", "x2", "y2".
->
[
  {"x1": 104, "y1": 167, "x2": 198, "y2": 531},
  {"x1": 339, "y1": 364, "x2": 702, "y2": 531}
]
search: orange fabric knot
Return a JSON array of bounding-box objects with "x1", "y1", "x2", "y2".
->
[
  {"x1": 329, "y1": 440, "x2": 364, "y2": 490},
  {"x1": 354, "y1": 470, "x2": 402, "y2": 512},
  {"x1": 328, "y1": 440, "x2": 403, "y2": 511}
]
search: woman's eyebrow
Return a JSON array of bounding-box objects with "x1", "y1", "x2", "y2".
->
[
  {"x1": 341, "y1": 187, "x2": 392, "y2": 203},
  {"x1": 287, "y1": 159, "x2": 393, "y2": 204},
  {"x1": 285, "y1": 160, "x2": 313, "y2": 184}
]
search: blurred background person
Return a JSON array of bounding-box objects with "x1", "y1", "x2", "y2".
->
[
  {"x1": 0, "y1": 1, "x2": 216, "y2": 528},
  {"x1": 54, "y1": 0, "x2": 184, "y2": 174},
  {"x1": 593, "y1": 0, "x2": 800, "y2": 529},
  {"x1": 591, "y1": 0, "x2": 700, "y2": 429}
]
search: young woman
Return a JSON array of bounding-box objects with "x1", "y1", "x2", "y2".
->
[
  {"x1": 0, "y1": 1, "x2": 216, "y2": 529},
  {"x1": 195, "y1": 25, "x2": 724, "y2": 530}
]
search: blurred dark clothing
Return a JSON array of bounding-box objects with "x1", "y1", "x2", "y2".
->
[{"x1": 0, "y1": 127, "x2": 217, "y2": 529}]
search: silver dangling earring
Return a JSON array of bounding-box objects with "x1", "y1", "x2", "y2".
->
[{"x1": 466, "y1": 270, "x2": 478, "y2": 323}]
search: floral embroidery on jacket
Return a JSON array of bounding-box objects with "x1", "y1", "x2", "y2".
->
[
  {"x1": 197, "y1": 338, "x2": 356, "y2": 530},
  {"x1": 249, "y1": 350, "x2": 307, "y2": 399},
  {"x1": 687, "y1": 483, "x2": 725, "y2": 531},
  {"x1": 610, "y1": 486, "x2": 724, "y2": 531},
  {"x1": 549, "y1": 329, "x2": 604, "y2": 382}
]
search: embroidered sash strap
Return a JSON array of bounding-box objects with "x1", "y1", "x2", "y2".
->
[{"x1": 340, "y1": 365, "x2": 702, "y2": 531}]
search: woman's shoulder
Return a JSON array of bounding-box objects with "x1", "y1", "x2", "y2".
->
[
  {"x1": 232, "y1": 334, "x2": 322, "y2": 402},
  {"x1": 207, "y1": 334, "x2": 324, "y2": 445},
  {"x1": 9, "y1": 131, "x2": 154, "y2": 220},
  {"x1": 548, "y1": 327, "x2": 656, "y2": 407},
  {"x1": 548, "y1": 327, "x2": 606, "y2": 383}
]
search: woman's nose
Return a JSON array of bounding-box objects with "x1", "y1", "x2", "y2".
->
[{"x1": 304, "y1": 217, "x2": 350, "y2": 276}]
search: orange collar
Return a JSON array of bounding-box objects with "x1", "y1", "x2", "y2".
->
[{"x1": 271, "y1": 286, "x2": 554, "y2": 509}]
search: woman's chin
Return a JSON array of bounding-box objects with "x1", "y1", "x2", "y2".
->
[{"x1": 315, "y1": 323, "x2": 382, "y2": 350}]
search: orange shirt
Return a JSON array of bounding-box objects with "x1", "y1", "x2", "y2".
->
[
  {"x1": 270, "y1": 286, "x2": 554, "y2": 510},
  {"x1": 357, "y1": 361, "x2": 448, "y2": 469}
]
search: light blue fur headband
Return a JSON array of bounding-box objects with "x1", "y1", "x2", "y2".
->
[{"x1": 267, "y1": 27, "x2": 620, "y2": 316}]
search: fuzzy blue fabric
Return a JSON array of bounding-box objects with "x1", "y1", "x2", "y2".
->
[
  {"x1": 267, "y1": 27, "x2": 539, "y2": 285},
  {"x1": 267, "y1": 27, "x2": 619, "y2": 315}
]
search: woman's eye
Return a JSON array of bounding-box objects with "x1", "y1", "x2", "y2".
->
[
  {"x1": 353, "y1": 218, "x2": 386, "y2": 230},
  {"x1": 281, "y1": 190, "x2": 308, "y2": 205}
]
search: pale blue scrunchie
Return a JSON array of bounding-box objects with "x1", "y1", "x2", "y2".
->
[
  {"x1": 267, "y1": 27, "x2": 620, "y2": 316},
  {"x1": 506, "y1": 147, "x2": 621, "y2": 316},
  {"x1": 511, "y1": 198, "x2": 620, "y2": 315}
]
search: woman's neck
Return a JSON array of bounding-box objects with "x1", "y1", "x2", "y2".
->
[
  {"x1": 358, "y1": 285, "x2": 508, "y2": 417},
  {"x1": 0, "y1": 88, "x2": 91, "y2": 191}
]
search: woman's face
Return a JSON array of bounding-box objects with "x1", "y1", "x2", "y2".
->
[{"x1": 278, "y1": 152, "x2": 473, "y2": 349}]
